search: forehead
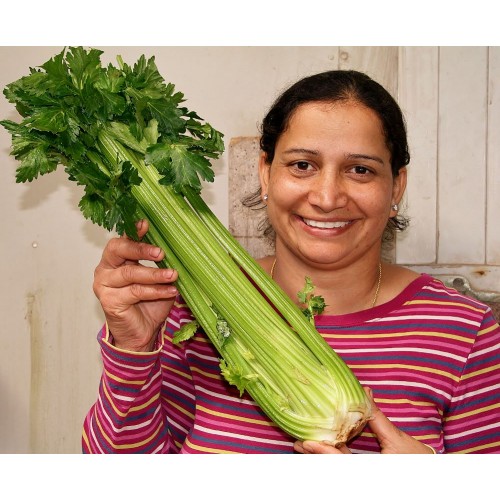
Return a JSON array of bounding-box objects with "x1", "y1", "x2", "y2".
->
[
  {"x1": 281, "y1": 101, "x2": 388, "y2": 150},
  {"x1": 288, "y1": 100, "x2": 382, "y2": 128}
]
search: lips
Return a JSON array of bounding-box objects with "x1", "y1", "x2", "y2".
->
[{"x1": 302, "y1": 217, "x2": 352, "y2": 229}]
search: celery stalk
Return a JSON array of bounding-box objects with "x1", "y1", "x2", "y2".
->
[{"x1": 0, "y1": 46, "x2": 372, "y2": 445}]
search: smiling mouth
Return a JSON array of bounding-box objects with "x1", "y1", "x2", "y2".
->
[{"x1": 302, "y1": 218, "x2": 352, "y2": 229}]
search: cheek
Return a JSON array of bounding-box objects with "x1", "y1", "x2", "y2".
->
[
  {"x1": 269, "y1": 176, "x2": 304, "y2": 206},
  {"x1": 267, "y1": 181, "x2": 302, "y2": 229},
  {"x1": 357, "y1": 184, "x2": 393, "y2": 212}
]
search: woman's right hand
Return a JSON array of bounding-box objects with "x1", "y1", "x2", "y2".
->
[{"x1": 93, "y1": 219, "x2": 179, "y2": 352}]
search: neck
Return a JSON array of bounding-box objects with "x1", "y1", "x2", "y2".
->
[{"x1": 270, "y1": 258, "x2": 382, "y2": 314}]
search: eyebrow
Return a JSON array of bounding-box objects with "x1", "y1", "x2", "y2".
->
[
  {"x1": 345, "y1": 153, "x2": 385, "y2": 165},
  {"x1": 282, "y1": 148, "x2": 386, "y2": 165},
  {"x1": 282, "y1": 148, "x2": 319, "y2": 156}
]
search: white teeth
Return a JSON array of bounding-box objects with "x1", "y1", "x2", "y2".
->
[{"x1": 303, "y1": 218, "x2": 350, "y2": 229}]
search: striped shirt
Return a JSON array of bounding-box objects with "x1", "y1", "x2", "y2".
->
[{"x1": 82, "y1": 274, "x2": 500, "y2": 453}]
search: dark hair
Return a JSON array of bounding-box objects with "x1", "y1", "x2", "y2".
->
[{"x1": 243, "y1": 69, "x2": 410, "y2": 242}]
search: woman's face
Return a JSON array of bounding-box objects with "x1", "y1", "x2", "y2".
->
[{"x1": 259, "y1": 100, "x2": 406, "y2": 269}]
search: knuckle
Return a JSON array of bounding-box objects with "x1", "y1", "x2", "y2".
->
[
  {"x1": 129, "y1": 283, "x2": 144, "y2": 299},
  {"x1": 92, "y1": 269, "x2": 105, "y2": 297},
  {"x1": 120, "y1": 264, "x2": 136, "y2": 283},
  {"x1": 105, "y1": 237, "x2": 122, "y2": 254}
]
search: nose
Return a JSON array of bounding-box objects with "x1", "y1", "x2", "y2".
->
[{"x1": 307, "y1": 171, "x2": 348, "y2": 212}]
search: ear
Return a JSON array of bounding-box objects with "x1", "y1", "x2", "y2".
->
[
  {"x1": 258, "y1": 152, "x2": 271, "y2": 195},
  {"x1": 392, "y1": 167, "x2": 407, "y2": 206}
]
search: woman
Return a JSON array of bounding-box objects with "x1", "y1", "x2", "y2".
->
[{"x1": 84, "y1": 70, "x2": 500, "y2": 454}]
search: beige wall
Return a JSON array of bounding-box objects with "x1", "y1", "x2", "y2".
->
[{"x1": 1, "y1": 46, "x2": 499, "y2": 453}]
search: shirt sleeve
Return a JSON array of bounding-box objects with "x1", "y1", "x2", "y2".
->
[
  {"x1": 82, "y1": 323, "x2": 172, "y2": 453},
  {"x1": 443, "y1": 309, "x2": 500, "y2": 453}
]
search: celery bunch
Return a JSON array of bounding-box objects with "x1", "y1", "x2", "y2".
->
[{"x1": 1, "y1": 47, "x2": 371, "y2": 445}]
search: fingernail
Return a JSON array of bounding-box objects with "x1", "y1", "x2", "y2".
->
[
  {"x1": 150, "y1": 247, "x2": 161, "y2": 258},
  {"x1": 135, "y1": 219, "x2": 144, "y2": 230}
]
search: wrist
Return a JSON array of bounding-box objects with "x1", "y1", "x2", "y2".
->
[{"x1": 106, "y1": 323, "x2": 163, "y2": 353}]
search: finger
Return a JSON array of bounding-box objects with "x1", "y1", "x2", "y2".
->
[
  {"x1": 123, "y1": 219, "x2": 150, "y2": 241},
  {"x1": 364, "y1": 387, "x2": 404, "y2": 446},
  {"x1": 100, "y1": 236, "x2": 165, "y2": 269},
  {"x1": 363, "y1": 387, "x2": 436, "y2": 454},
  {"x1": 364, "y1": 386, "x2": 393, "y2": 432},
  {"x1": 293, "y1": 441, "x2": 310, "y2": 454},
  {"x1": 300, "y1": 440, "x2": 344, "y2": 454},
  {"x1": 100, "y1": 264, "x2": 178, "y2": 289},
  {"x1": 99, "y1": 282, "x2": 178, "y2": 310},
  {"x1": 136, "y1": 219, "x2": 149, "y2": 240},
  {"x1": 336, "y1": 443, "x2": 351, "y2": 454}
]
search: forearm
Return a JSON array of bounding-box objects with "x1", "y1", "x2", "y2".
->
[{"x1": 82, "y1": 325, "x2": 171, "y2": 453}]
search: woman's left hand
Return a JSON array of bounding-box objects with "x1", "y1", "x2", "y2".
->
[{"x1": 294, "y1": 387, "x2": 436, "y2": 454}]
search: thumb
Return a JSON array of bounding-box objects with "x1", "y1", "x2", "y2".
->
[
  {"x1": 364, "y1": 387, "x2": 432, "y2": 454},
  {"x1": 364, "y1": 387, "x2": 405, "y2": 451}
]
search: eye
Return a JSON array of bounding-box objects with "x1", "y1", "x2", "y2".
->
[
  {"x1": 292, "y1": 161, "x2": 313, "y2": 172},
  {"x1": 349, "y1": 165, "x2": 373, "y2": 176}
]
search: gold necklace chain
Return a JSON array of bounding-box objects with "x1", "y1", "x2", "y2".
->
[
  {"x1": 270, "y1": 258, "x2": 277, "y2": 279},
  {"x1": 270, "y1": 259, "x2": 382, "y2": 308},
  {"x1": 371, "y1": 262, "x2": 382, "y2": 308}
]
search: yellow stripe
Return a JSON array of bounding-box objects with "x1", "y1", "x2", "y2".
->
[
  {"x1": 162, "y1": 398, "x2": 195, "y2": 420},
  {"x1": 354, "y1": 363, "x2": 460, "y2": 382},
  {"x1": 102, "y1": 381, "x2": 161, "y2": 418},
  {"x1": 194, "y1": 336, "x2": 211, "y2": 344},
  {"x1": 407, "y1": 299, "x2": 485, "y2": 313},
  {"x1": 190, "y1": 366, "x2": 223, "y2": 380},
  {"x1": 461, "y1": 364, "x2": 500, "y2": 381},
  {"x1": 196, "y1": 404, "x2": 276, "y2": 427},
  {"x1": 361, "y1": 431, "x2": 439, "y2": 441},
  {"x1": 452, "y1": 440, "x2": 500, "y2": 453},
  {"x1": 95, "y1": 415, "x2": 164, "y2": 450},
  {"x1": 82, "y1": 428, "x2": 90, "y2": 451},
  {"x1": 162, "y1": 364, "x2": 193, "y2": 381},
  {"x1": 104, "y1": 368, "x2": 145, "y2": 385},
  {"x1": 478, "y1": 323, "x2": 499, "y2": 336},
  {"x1": 444, "y1": 402, "x2": 500, "y2": 421},
  {"x1": 376, "y1": 398, "x2": 437, "y2": 408},
  {"x1": 184, "y1": 436, "x2": 237, "y2": 454},
  {"x1": 323, "y1": 331, "x2": 474, "y2": 343}
]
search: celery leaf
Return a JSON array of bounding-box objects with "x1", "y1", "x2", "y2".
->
[
  {"x1": 219, "y1": 359, "x2": 258, "y2": 397},
  {"x1": 298, "y1": 276, "x2": 327, "y2": 323},
  {"x1": 172, "y1": 320, "x2": 199, "y2": 344}
]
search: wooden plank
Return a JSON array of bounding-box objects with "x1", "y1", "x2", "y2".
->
[
  {"x1": 437, "y1": 47, "x2": 488, "y2": 264},
  {"x1": 396, "y1": 47, "x2": 439, "y2": 264},
  {"x1": 339, "y1": 46, "x2": 399, "y2": 98},
  {"x1": 487, "y1": 47, "x2": 500, "y2": 264}
]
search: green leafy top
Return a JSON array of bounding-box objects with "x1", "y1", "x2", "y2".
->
[{"x1": 0, "y1": 47, "x2": 224, "y2": 236}]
